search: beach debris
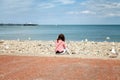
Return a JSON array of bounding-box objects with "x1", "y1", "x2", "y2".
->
[
  {"x1": 109, "y1": 54, "x2": 117, "y2": 58},
  {"x1": 109, "y1": 47, "x2": 118, "y2": 58},
  {"x1": 37, "y1": 44, "x2": 41, "y2": 46},
  {"x1": 65, "y1": 48, "x2": 72, "y2": 55},
  {"x1": 111, "y1": 47, "x2": 116, "y2": 54},
  {"x1": 72, "y1": 52, "x2": 76, "y2": 54},
  {"x1": 112, "y1": 42, "x2": 115, "y2": 46},
  {"x1": 5, "y1": 45, "x2": 9, "y2": 49},
  {"x1": 0, "y1": 40, "x2": 4, "y2": 44}
]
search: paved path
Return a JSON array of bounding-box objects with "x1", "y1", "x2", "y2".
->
[{"x1": 0, "y1": 55, "x2": 120, "y2": 80}]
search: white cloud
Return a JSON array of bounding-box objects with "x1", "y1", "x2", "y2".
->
[
  {"x1": 2, "y1": 0, "x2": 33, "y2": 9},
  {"x1": 105, "y1": 13, "x2": 120, "y2": 17},
  {"x1": 80, "y1": 0, "x2": 120, "y2": 17},
  {"x1": 54, "y1": 0, "x2": 75, "y2": 4},
  {"x1": 0, "y1": 0, "x2": 76, "y2": 14},
  {"x1": 103, "y1": 2, "x2": 120, "y2": 9},
  {"x1": 36, "y1": 0, "x2": 76, "y2": 9},
  {"x1": 66, "y1": 10, "x2": 96, "y2": 15},
  {"x1": 80, "y1": 10, "x2": 96, "y2": 15},
  {"x1": 0, "y1": 0, "x2": 34, "y2": 14},
  {"x1": 38, "y1": 3, "x2": 55, "y2": 9},
  {"x1": 66, "y1": 11, "x2": 79, "y2": 15}
]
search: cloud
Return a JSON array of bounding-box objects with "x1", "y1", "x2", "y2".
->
[
  {"x1": 66, "y1": 10, "x2": 96, "y2": 15},
  {"x1": 80, "y1": 0, "x2": 120, "y2": 17},
  {"x1": 80, "y1": 10, "x2": 96, "y2": 14},
  {"x1": 105, "y1": 12, "x2": 120, "y2": 17},
  {"x1": 38, "y1": 0, "x2": 76, "y2": 9},
  {"x1": 55, "y1": 0, "x2": 76, "y2": 4},
  {"x1": 0, "y1": 0, "x2": 76, "y2": 14},
  {"x1": 0, "y1": 0, "x2": 34, "y2": 14},
  {"x1": 38, "y1": 3, "x2": 55, "y2": 9},
  {"x1": 66, "y1": 11, "x2": 79, "y2": 15}
]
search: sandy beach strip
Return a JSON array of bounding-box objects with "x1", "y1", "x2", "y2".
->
[{"x1": 0, "y1": 40, "x2": 120, "y2": 59}]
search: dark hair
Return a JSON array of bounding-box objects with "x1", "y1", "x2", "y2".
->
[{"x1": 57, "y1": 34, "x2": 65, "y2": 42}]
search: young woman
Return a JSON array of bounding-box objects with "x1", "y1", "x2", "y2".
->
[{"x1": 55, "y1": 34, "x2": 66, "y2": 54}]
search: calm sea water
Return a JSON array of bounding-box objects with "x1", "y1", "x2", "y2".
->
[{"x1": 0, "y1": 25, "x2": 120, "y2": 42}]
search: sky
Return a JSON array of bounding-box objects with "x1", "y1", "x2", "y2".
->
[{"x1": 0, "y1": 0, "x2": 120, "y2": 24}]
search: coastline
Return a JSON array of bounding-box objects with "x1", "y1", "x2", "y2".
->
[{"x1": 0, "y1": 40, "x2": 120, "y2": 59}]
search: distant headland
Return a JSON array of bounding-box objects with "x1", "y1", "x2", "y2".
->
[{"x1": 0, "y1": 23, "x2": 39, "y2": 26}]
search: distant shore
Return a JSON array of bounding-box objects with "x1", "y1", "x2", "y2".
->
[
  {"x1": 0, "y1": 23, "x2": 39, "y2": 26},
  {"x1": 0, "y1": 40, "x2": 119, "y2": 59}
]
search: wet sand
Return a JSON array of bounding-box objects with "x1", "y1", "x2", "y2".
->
[{"x1": 0, "y1": 55, "x2": 120, "y2": 80}]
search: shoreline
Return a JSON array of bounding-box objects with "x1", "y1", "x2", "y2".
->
[{"x1": 0, "y1": 40, "x2": 120, "y2": 59}]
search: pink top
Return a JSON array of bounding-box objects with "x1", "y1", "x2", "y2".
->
[{"x1": 55, "y1": 40, "x2": 66, "y2": 52}]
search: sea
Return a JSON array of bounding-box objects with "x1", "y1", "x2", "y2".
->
[{"x1": 0, "y1": 25, "x2": 120, "y2": 42}]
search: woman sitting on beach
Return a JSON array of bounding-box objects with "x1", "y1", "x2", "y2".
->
[
  {"x1": 55, "y1": 34, "x2": 70, "y2": 54},
  {"x1": 55, "y1": 34, "x2": 67, "y2": 54}
]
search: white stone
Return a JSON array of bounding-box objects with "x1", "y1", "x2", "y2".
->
[{"x1": 111, "y1": 47, "x2": 116, "y2": 54}]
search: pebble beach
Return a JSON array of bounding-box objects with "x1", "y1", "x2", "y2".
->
[{"x1": 0, "y1": 40, "x2": 120, "y2": 59}]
